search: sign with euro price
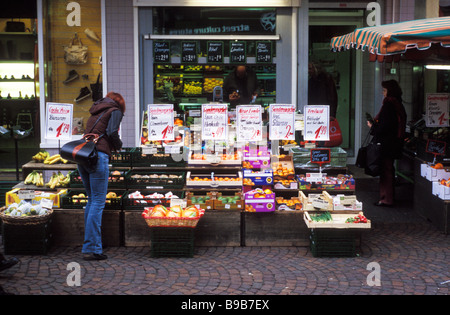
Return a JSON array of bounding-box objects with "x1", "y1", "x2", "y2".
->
[
  {"x1": 310, "y1": 148, "x2": 331, "y2": 166},
  {"x1": 207, "y1": 41, "x2": 224, "y2": 64},
  {"x1": 148, "y1": 104, "x2": 174, "y2": 141},
  {"x1": 303, "y1": 105, "x2": 330, "y2": 141},
  {"x1": 426, "y1": 93, "x2": 449, "y2": 127},
  {"x1": 181, "y1": 41, "x2": 197, "y2": 64},
  {"x1": 45, "y1": 102, "x2": 73, "y2": 141},
  {"x1": 154, "y1": 41, "x2": 170, "y2": 63}
]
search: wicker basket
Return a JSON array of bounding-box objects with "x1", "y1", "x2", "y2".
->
[
  {"x1": 0, "y1": 206, "x2": 54, "y2": 226},
  {"x1": 144, "y1": 216, "x2": 202, "y2": 228}
]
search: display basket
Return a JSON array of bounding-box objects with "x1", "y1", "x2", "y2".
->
[
  {"x1": 142, "y1": 208, "x2": 205, "y2": 228},
  {"x1": 0, "y1": 206, "x2": 53, "y2": 226}
]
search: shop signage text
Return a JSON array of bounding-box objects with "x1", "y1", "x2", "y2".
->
[
  {"x1": 269, "y1": 104, "x2": 296, "y2": 140},
  {"x1": 303, "y1": 105, "x2": 330, "y2": 141},
  {"x1": 147, "y1": 104, "x2": 175, "y2": 141},
  {"x1": 45, "y1": 103, "x2": 73, "y2": 141},
  {"x1": 201, "y1": 104, "x2": 228, "y2": 140},
  {"x1": 426, "y1": 93, "x2": 449, "y2": 127},
  {"x1": 236, "y1": 105, "x2": 262, "y2": 141}
]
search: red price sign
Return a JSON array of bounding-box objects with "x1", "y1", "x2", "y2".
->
[
  {"x1": 148, "y1": 104, "x2": 174, "y2": 141},
  {"x1": 269, "y1": 104, "x2": 296, "y2": 140},
  {"x1": 236, "y1": 105, "x2": 262, "y2": 142},
  {"x1": 45, "y1": 103, "x2": 73, "y2": 140}
]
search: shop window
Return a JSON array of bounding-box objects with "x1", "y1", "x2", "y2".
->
[{"x1": 43, "y1": 0, "x2": 102, "y2": 137}]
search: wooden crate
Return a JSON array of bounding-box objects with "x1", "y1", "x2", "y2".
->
[
  {"x1": 51, "y1": 209, "x2": 122, "y2": 247},
  {"x1": 243, "y1": 211, "x2": 310, "y2": 246}
]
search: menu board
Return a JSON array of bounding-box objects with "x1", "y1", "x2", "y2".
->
[
  {"x1": 256, "y1": 41, "x2": 272, "y2": 63},
  {"x1": 230, "y1": 41, "x2": 246, "y2": 64},
  {"x1": 45, "y1": 102, "x2": 73, "y2": 140},
  {"x1": 153, "y1": 41, "x2": 170, "y2": 63},
  {"x1": 147, "y1": 104, "x2": 174, "y2": 141},
  {"x1": 181, "y1": 41, "x2": 197, "y2": 64},
  {"x1": 269, "y1": 104, "x2": 296, "y2": 140},
  {"x1": 426, "y1": 93, "x2": 449, "y2": 127},
  {"x1": 236, "y1": 105, "x2": 263, "y2": 141},
  {"x1": 303, "y1": 105, "x2": 330, "y2": 141},
  {"x1": 201, "y1": 104, "x2": 228, "y2": 140},
  {"x1": 207, "y1": 41, "x2": 224, "y2": 64}
]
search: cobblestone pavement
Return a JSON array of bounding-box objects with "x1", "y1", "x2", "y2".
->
[
  {"x1": 0, "y1": 181, "x2": 449, "y2": 296},
  {"x1": 0, "y1": 220, "x2": 448, "y2": 296}
]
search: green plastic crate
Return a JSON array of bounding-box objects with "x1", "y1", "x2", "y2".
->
[
  {"x1": 309, "y1": 228, "x2": 358, "y2": 257},
  {"x1": 150, "y1": 227, "x2": 195, "y2": 258}
]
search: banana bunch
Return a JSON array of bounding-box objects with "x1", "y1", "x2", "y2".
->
[
  {"x1": 43, "y1": 154, "x2": 68, "y2": 165},
  {"x1": 46, "y1": 171, "x2": 70, "y2": 189},
  {"x1": 24, "y1": 171, "x2": 44, "y2": 187},
  {"x1": 32, "y1": 151, "x2": 50, "y2": 162}
]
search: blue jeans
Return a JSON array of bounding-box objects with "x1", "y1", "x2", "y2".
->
[{"x1": 77, "y1": 151, "x2": 109, "y2": 254}]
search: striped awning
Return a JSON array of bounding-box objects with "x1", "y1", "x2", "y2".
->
[{"x1": 331, "y1": 16, "x2": 450, "y2": 56}]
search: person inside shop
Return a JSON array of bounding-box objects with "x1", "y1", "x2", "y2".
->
[
  {"x1": 367, "y1": 79, "x2": 407, "y2": 207},
  {"x1": 308, "y1": 62, "x2": 338, "y2": 118},
  {"x1": 223, "y1": 65, "x2": 259, "y2": 107},
  {"x1": 78, "y1": 92, "x2": 125, "y2": 261}
]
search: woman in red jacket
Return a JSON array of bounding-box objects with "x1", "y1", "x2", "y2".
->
[
  {"x1": 367, "y1": 80, "x2": 407, "y2": 207},
  {"x1": 78, "y1": 92, "x2": 125, "y2": 260}
]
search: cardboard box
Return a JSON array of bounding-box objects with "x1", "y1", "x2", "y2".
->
[
  {"x1": 243, "y1": 169, "x2": 273, "y2": 186},
  {"x1": 297, "y1": 174, "x2": 355, "y2": 190},
  {"x1": 421, "y1": 164, "x2": 450, "y2": 181},
  {"x1": 242, "y1": 147, "x2": 271, "y2": 169},
  {"x1": 5, "y1": 188, "x2": 67, "y2": 208},
  {"x1": 299, "y1": 191, "x2": 333, "y2": 211},
  {"x1": 244, "y1": 189, "x2": 276, "y2": 212},
  {"x1": 332, "y1": 195, "x2": 363, "y2": 211},
  {"x1": 432, "y1": 181, "x2": 450, "y2": 200}
]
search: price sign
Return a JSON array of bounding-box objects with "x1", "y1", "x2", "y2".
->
[
  {"x1": 201, "y1": 104, "x2": 228, "y2": 140},
  {"x1": 303, "y1": 105, "x2": 330, "y2": 141},
  {"x1": 236, "y1": 105, "x2": 262, "y2": 141},
  {"x1": 207, "y1": 41, "x2": 224, "y2": 64},
  {"x1": 147, "y1": 104, "x2": 174, "y2": 141},
  {"x1": 256, "y1": 41, "x2": 272, "y2": 63},
  {"x1": 230, "y1": 41, "x2": 246, "y2": 64},
  {"x1": 426, "y1": 139, "x2": 446, "y2": 156},
  {"x1": 311, "y1": 148, "x2": 331, "y2": 165},
  {"x1": 269, "y1": 104, "x2": 296, "y2": 140},
  {"x1": 45, "y1": 102, "x2": 73, "y2": 140},
  {"x1": 181, "y1": 41, "x2": 197, "y2": 64},
  {"x1": 153, "y1": 41, "x2": 170, "y2": 63},
  {"x1": 426, "y1": 93, "x2": 449, "y2": 127}
]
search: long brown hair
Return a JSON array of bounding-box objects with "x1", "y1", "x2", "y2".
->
[{"x1": 106, "y1": 92, "x2": 126, "y2": 113}]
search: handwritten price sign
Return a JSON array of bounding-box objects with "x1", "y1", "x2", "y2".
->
[
  {"x1": 148, "y1": 104, "x2": 174, "y2": 141},
  {"x1": 269, "y1": 104, "x2": 296, "y2": 140},
  {"x1": 426, "y1": 94, "x2": 449, "y2": 127},
  {"x1": 236, "y1": 105, "x2": 262, "y2": 141},
  {"x1": 303, "y1": 105, "x2": 330, "y2": 141},
  {"x1": 45, "y1": 102, "x2": 73, "y2": 140},
  {"x1": 201, "y1": 104, "x2": 228, "y2": 140}
]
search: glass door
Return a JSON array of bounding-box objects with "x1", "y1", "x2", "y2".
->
[{"x1": 309, "y1": 10, "x2": 364, "y2": 157}]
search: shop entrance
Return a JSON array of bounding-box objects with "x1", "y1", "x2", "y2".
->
[{"x1": 309, "y1": 10, "x2": 364, "y2": 158}]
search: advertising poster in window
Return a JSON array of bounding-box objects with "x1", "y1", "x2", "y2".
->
[
  {"x1": 426, "y1": 93, "x2": 449, "y2": 127},
  {"x1": 236, "y1": 105, "x2": 262, "y2": 141},
  {"x1": 147, "y1": 104, "x2": 174, "y2": 141},
  {"x1": 269, "y1": 104, "x2": 296, "y2": 140},
  {"x1": 201, "y1": 104, "x2": 228, "y2": 140},
  {"x1": 303, "y1": 105, "x2": 330, "y2": 141}
]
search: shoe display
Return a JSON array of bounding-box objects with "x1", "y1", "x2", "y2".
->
[
  {"x1": 63, "y1": 70, "x2": 79, "y2": 84},
  {"x1": 84, "y1": 28, "x2": 100, "y2": 42},
  {"x1": 75, "y1": 86, "x2": 92, "y2": 103}
]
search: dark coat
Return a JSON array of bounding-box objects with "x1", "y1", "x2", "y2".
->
[
  {"x1": 85, "y1": 97, "x2": 124, "y2": 156},
  {"x1": 371, "y1": 97, "x2": 407, "y2": 159},
  {"x1": 223, "y1": 68, "x2": 258, "y2": 107}
]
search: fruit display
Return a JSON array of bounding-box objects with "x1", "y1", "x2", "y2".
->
[
  {"x1": 276, "y1": 197, "x2": 302, "y2": 210},
  {"x1": 24, "y1": 171, "x2": 44, "y2": 187},
  {"x1": 189, "y1": 152, "x2": 241, "y2": 165},
  {"x1": 345, "y1": 212, "x2": 368, "y2": 224},
  {"x1": 203, "y1": 77, "x2": 223, "y2": 93},
  {"x1": 243, "y1": 169, "x2": 273, "y2": 186},
  {"x1": 32, "y1": 150, "x2": 50, "y2": 162},
  {"x1": 271, "y1": 156, "x2": 295, "y2": 179},
  {"x1": 44, "y1": 154, "x2": 68, "y2": 165},
  {"x1": 214, "y1": 193, "x2": 243, "y2": 210},
  {"x1": 183, "y1": 80, "x2": 202, "y2": 95},
  {"x1": 184, "y1": 65, "x2": 203, "y2": 72},
  {"x1": 273, "y1": 179, "x2": 298, "y2": 190},
  {"x1": 126, "y1": 171, "x2": 184, "y2": 189},
  {"x1": 186, "y1": 192, "x2": 214, "y2": 210},
  {"x1": 297, "y1": 174, "x2": 355, "y2": 191},
  {"x1": 124, "y1": 190, "x2": 182, "y2": 209},
  {"x1": 244, "y1": 188, "x2": 275, "y2": 212},
  {"x1": 304, "y1": 211, "x2": 371, "y2": 229},
  {"x1": 2, "y1": 200, "x2": 50, "y2": 217},
  {"x1": 142, "y1": 205, "x2": 205, "y2": 227},
  {"x1": 186, "y1": 171, "x2": 243, "y2": 187},
  {"x1": 46, "y1": 171, "x2": 70, "y2": 189}
]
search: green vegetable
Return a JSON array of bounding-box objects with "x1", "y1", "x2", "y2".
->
[{"x1": 310, "y1": 211, "x2": 332, "y2": 222}]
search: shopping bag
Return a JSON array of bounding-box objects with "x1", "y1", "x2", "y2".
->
[
  {"x1": 60, "y1": 134, "x2": 100, "y2": 173},
  {"x1": 64, "y1": 33, "x2": 88, "y2": 65},
  {"x1": 323, "y1": 117, "x2": 343, "y2": 147},
  {"x1": 364, "y1": 141, "x2": 382, "y2": 177}
]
